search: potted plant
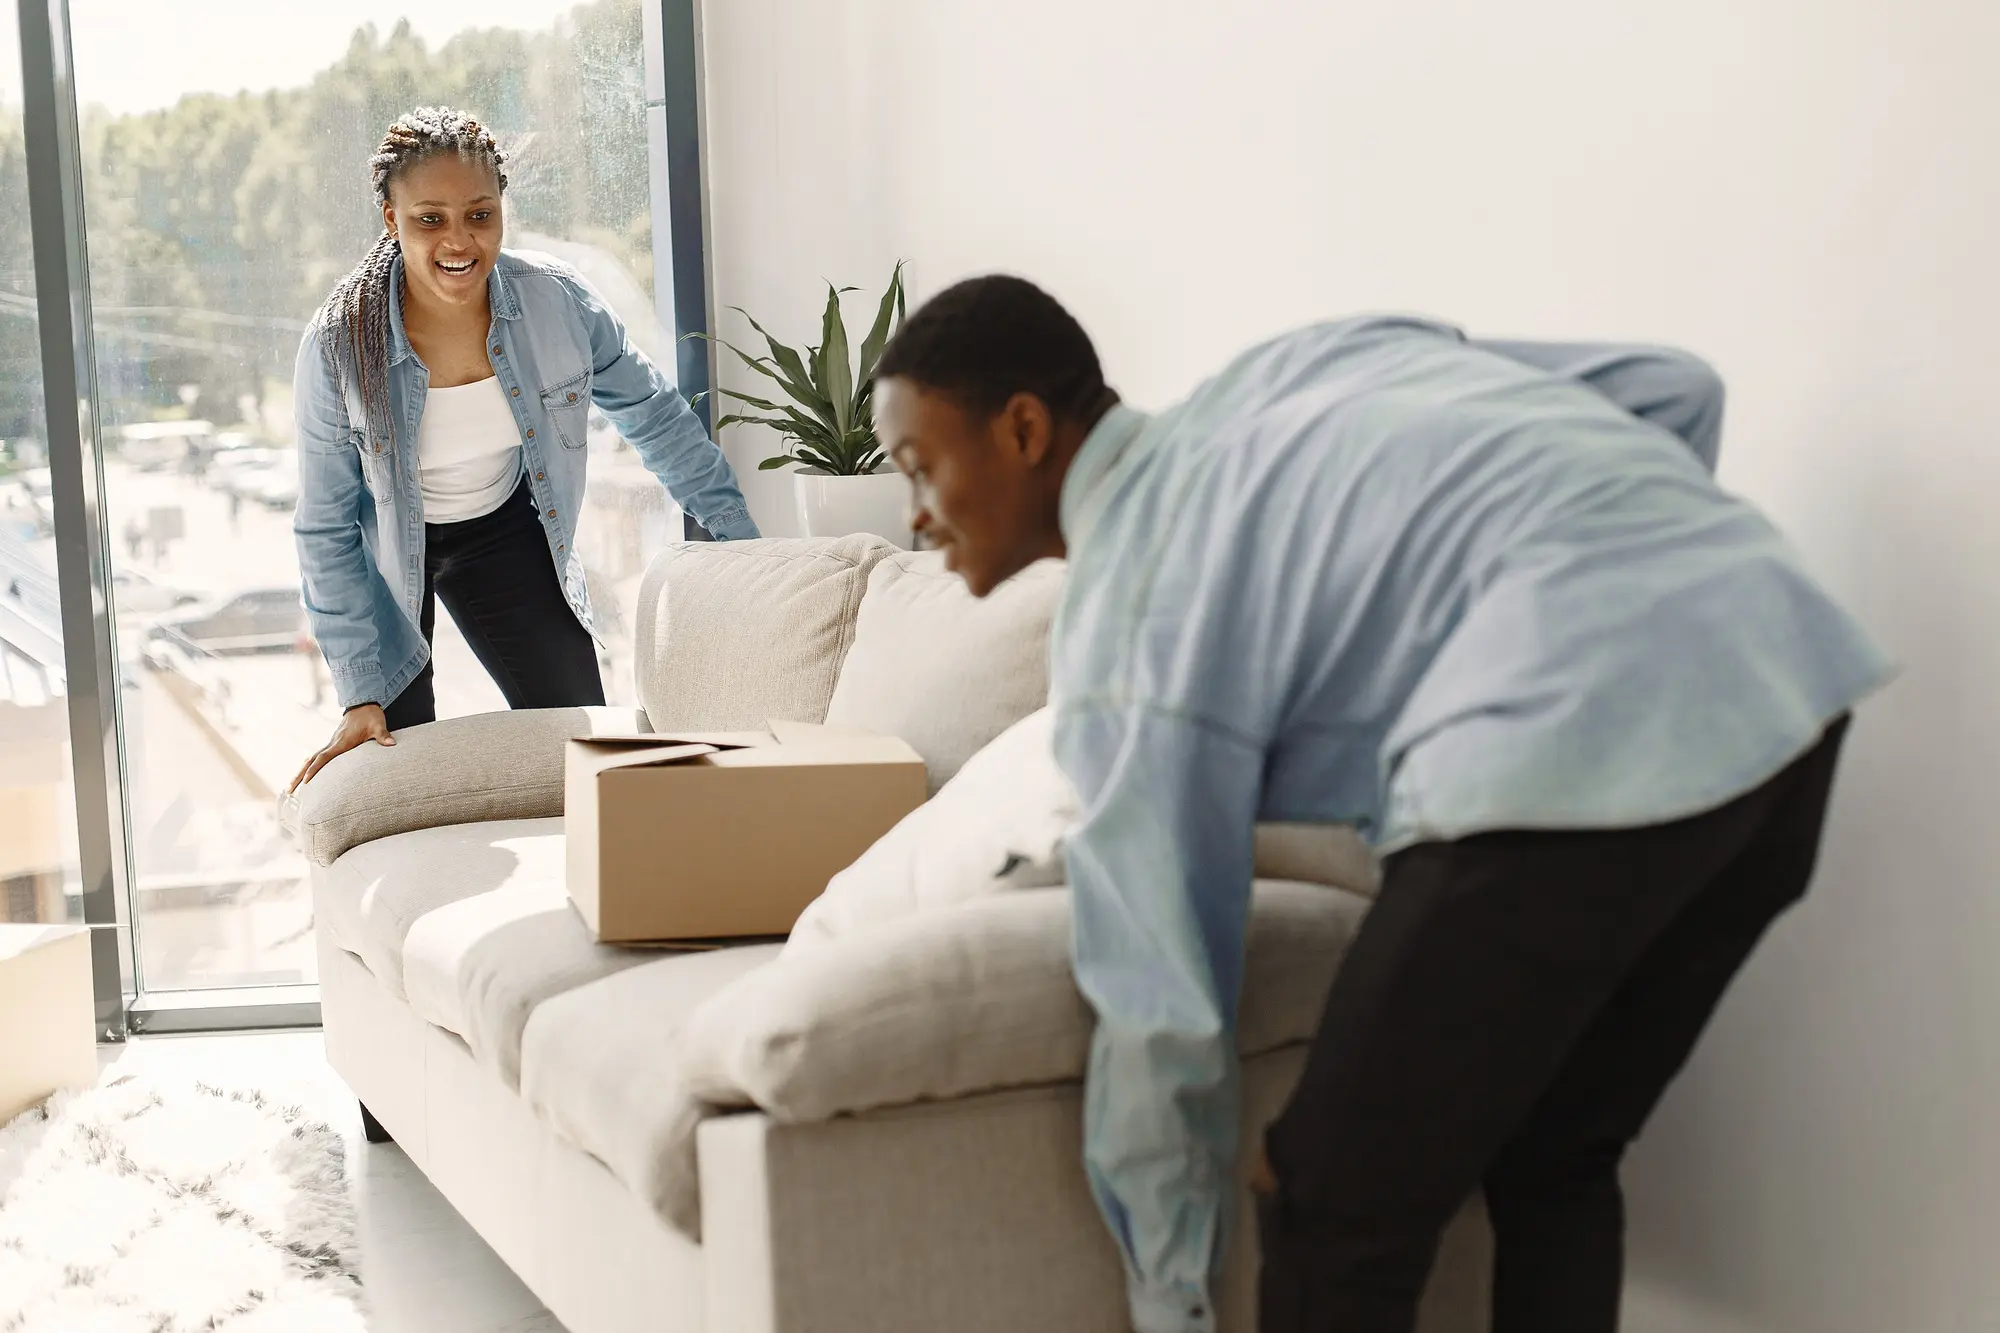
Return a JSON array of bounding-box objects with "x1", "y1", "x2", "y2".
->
[{"x1": 696, "y1": 263, "x2": 913, "y2": 547}]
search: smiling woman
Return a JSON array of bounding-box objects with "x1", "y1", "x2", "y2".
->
[{"x1": 288, "y1": 106, "x2": 762, "y2": 792}]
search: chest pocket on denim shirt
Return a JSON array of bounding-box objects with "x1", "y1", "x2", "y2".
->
[{"x1": 540, "y1": 371, "x2": 591, "y2": 450}]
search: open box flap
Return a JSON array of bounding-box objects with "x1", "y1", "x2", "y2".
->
[
  {"x1": 759, "y1": 718, "x2": 924, "y2": 763},
  {"x1": 570, "y1": 722, "x2": 918, "y2": 775},
  {"x1": 573, "y1": 730, "x2": 774, "y2": 750},
  {"x1": 568, "y1": 741, "x2": 720, "y2": 775}
]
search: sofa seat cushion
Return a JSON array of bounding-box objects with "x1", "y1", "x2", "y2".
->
[
  {"x1": 634, "y1": 535, "x2": 897, "y2": 731},
  {"x1": 313, "y1": 816, "x2": 563, "y2": 1001},
  {"x1": 517, "y1": 944, "x2": 783, "y2": 1240},
  {"x1": 679, "y1": 880, "x2": 1371, "y2": 1124},
  {"x1": 823, "y1": 552, "x2": 1064, "y2": 793},
  {"x1": 400, "y1": 851, "x2": 662, "y2": 1090}
]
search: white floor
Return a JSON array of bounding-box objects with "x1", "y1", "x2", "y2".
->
[{"x1": 97, "y1": 1029, "x2": 566, "y2": 1333}]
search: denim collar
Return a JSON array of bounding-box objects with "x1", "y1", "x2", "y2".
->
[
  {"x1": 386, "y1": 250, "x2": 523, "y2": 367},
  {"x1": 1059, "y1": 402, "x2": 1149, "y2": 551}
]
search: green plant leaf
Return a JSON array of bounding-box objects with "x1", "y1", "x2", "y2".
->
[
  {"x1": 819, "y1": 281, "x2": 855, "y2": 439},
  {"x1": 854, "y1": 260, "x2": 906, "y2": 388},
  {"x1": 716, "y1": 387, "x2": 789, "y2": 413},
  {"x1": 700, "y1": 333, "x2": 794, "y2": 394},
  {"x1": 791, "y1": 442, "x2": 843, "y2": 473},
  {"x1": 756, "y1": 455, "x2": 799, "y2": 471},
  {"x1": 711, "y1": 412, "x2": 796, "y2": 433},
  {"x1": 732, "y1": 308, "x2": 835, "y2": 425}
]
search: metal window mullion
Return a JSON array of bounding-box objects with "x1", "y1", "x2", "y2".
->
[
  {"x1": 649, "y1": 0, "x2": 718, "y2": 540},
  {"x1": 18, "y1": 0, "x2": 136, "y2": 1039}
]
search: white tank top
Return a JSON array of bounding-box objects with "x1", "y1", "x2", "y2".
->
[{"x1": 418, "y1": 377, "x2": 523, "y2": 523}]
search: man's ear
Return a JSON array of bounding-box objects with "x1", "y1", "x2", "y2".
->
[{"x1": 998, "y1": 391, "x2": 1057, "y2": 467}]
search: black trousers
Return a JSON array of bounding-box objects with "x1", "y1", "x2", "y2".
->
[
  {"x1": 1258, "y1": 718, "x2": 1850, "y2": 1333},
  {"x1": 383, "y1": 476, "x2": 604, "y2": 730}
]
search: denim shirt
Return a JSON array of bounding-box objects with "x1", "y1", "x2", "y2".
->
[
  {"x1": 1049, "y1": 318, "x2": 1894, "y2": 1333},
  {"x1": 292, "y1": 248, "x2": 758, "y2": 710}
]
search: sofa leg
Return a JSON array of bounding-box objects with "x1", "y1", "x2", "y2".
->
[{"x1": 359, "y1": 1101, "x2": 394, "y2": 1145}]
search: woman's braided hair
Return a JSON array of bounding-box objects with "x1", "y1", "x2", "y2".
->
[{"x1": 315, "y1": 107, "x2": 509, "y2": 456}]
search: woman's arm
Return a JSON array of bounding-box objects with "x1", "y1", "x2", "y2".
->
[
  {"x1": 291, "y1": 327, "x2": 391, "y2": 708},
  {"x1": 1473, "y1": 338, "x2": 1727, "y2": 473},
  {"x1": 289, "y1": 325, "x2": 399, "y2": 790},
  {"x1": 566, "y1": 273, "x2": 760, "y2": 539}
]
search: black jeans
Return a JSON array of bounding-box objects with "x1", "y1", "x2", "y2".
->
[
  {"x1": 1258, "y1": 718, "x2": 1850, "y2": 1333},
  {"x1": 382, "y1": 476, "x2": 604, "y2": 730}
]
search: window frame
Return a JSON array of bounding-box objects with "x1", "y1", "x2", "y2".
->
[{"x1": 14, "y1": 0, "x2": 717, "y2": 1036}]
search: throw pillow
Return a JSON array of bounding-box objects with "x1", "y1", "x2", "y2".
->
[
  {"x1": 789, "y1": 704, "x2": 1382, "y2": 951},
  {"x1": 634, "y1": 534, "x2": 898, "y2": 731},
  {"x1": 822, "y1": 551, "x2": 1065, "y2": 793},
  {"x1": 788, "y1": 706, "x2": 1076, "y2": 948}
]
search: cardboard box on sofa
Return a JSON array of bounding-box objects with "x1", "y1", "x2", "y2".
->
[{"x1": 565, "y1": 720, "x2": 928, "y2": 943}]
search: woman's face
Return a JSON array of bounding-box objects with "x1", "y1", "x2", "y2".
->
[{"x1": 383, "y1": 154, "x2": 503, "y2": 314}]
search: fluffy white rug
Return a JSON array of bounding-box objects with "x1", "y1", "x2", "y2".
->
[{"x1": 0, "y1": 1074, "x2": 365, "y2": 1332}]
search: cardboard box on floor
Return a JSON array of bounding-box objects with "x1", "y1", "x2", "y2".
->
[
  {"x1": 0, "y1": 924, "x2": 97, "y2": 1124},
  {"x1": 565, "y1": 720, "x2": 928, "y2": 944}
]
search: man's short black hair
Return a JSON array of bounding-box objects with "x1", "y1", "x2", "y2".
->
[{"x1": 875, "y1": 274, "x2": 1106, "y2": 421}]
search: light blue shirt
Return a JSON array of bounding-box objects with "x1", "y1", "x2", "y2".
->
[
  {"x1": 292, "y1": 248, "x2": 758, "y2": 711},
  {"x1": 1049, "y1": 317, "x2": 1892, "y2": 1333}
]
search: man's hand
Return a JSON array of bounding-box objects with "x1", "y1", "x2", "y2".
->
[{"x1": 290, "y1": 703, "x2": 394, "y2": 794}]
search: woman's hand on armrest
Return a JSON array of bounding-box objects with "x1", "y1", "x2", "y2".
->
[
  {"x1": 283, "y1": 704, "x2": 650, "y2": 867},
  {"x1": 290, "y1": 703, "x2": 394, "y2": 794}
]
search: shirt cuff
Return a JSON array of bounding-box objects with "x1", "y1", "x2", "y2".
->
[
  {"x1": 1127, "y1": 1279, "x2": 1218, "y2": 1333},
  {"x1": 703, "y1": 507, "x2": 761, "y2": 541},
  {"x1": 328, "y1": 663, "x2": 386, "y2": 713}
]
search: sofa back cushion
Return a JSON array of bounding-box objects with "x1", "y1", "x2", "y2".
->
[
  {"x1": 823, "y1": 553, "x2": 1064, "y2": 792},
  {"x1": 635, "y1": 535, "x2": 897, "y2": 730}
]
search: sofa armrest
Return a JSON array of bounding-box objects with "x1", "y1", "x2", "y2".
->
[{"x1": 282, "y1": 705, "x2": 649, "y2": 867}]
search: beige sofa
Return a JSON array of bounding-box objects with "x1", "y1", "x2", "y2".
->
[{"x1": 295, "y1": 535, "x2": 1490, "y2": 1333}]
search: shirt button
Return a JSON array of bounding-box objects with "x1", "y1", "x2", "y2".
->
[
  {"x1": 526, "y1": 429, "x2": 535, "y2": 439},
  {"x1": 535, "y1": 471, "x2": 545, "y2": 481},
  {"x1": 558, "y1": 543, "x2": 565, "y2": 552},
  {"x1": 546, "y1": 508, "x2": 557, "y2": 519},
  {"x1": 567, "y1": 391, "x2": 577, "y2": 402},
  {"x1": 511, "y1": 387, "x2": 520, "y2": 397},
  {"x1": 490, "y1": 344, "x2": 501, "y2": 356}
]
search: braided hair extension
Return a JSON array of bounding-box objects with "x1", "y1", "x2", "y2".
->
[{"x1": 314, "y1": 107, "x2": 509, "y2": 457}]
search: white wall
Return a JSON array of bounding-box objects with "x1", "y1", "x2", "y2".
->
[{"x1": 699, "y1": 3, "x2": 1999, "y2": 1329}]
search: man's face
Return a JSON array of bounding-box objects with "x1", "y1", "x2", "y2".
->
[{"x1": 876, "y1": 377, "x2": 1060, "y2": 598}]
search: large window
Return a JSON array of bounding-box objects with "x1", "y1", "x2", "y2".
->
[
  {"x1": 0, "y1": 4, "x2": 84, "y2": 934},
  {"x1": 18, "y1": 0, "x2": 694, "y2": 1002}
]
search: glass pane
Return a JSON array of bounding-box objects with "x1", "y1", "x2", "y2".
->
[
  {"x1": 67, "y1": 0, "x2": 667, "y2": 990},
  {"x1": 0, "y1": 5, "x2": 88, "y2": 930}
]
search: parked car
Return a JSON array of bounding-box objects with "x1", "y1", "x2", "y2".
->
[
  {"x1": 119, "y1": 420, "x2": 213, "y2": 472},
  {"x1": 112, "y1": 569, "x2": 201, "y2": 617},
  {"x1": 16, "y1": 467, "x2": 54, "y2": 534},
  {"x1": 208, "y1": 448, "x2": 282, "y2": 497},
  {"x1": 192, "y1": 431, "x2": 267, "y2": 478},
  {"x1": 247, "y1": 454, "x2": 300, "y2": 510},
  {"x1": 146, "y1": 586, "x2": 301, "y2": 655}
]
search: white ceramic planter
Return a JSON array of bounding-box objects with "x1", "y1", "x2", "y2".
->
[{"x1": 792, "y1": 470, "x2": 914, "y2": 549}]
